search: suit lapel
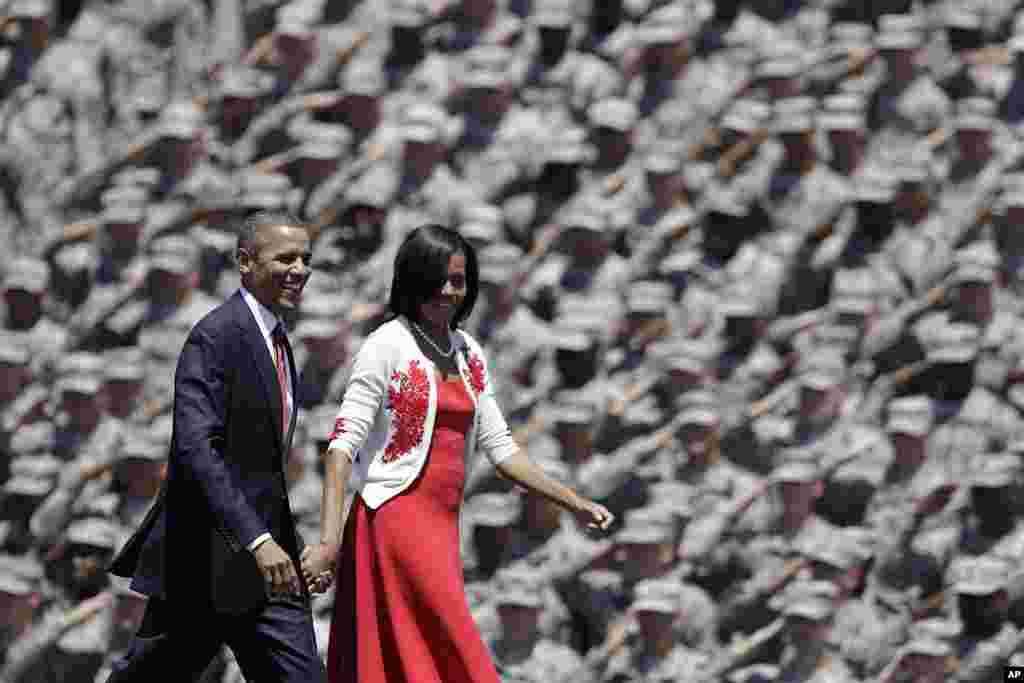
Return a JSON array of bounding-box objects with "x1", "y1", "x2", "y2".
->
[{"x1": 232, "y1": 293, "x2": 285, "y2": 453}]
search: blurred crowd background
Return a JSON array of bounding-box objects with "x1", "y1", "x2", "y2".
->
[{"x1": 5, "y1": 0, "x2": 1024, "y2": 681}]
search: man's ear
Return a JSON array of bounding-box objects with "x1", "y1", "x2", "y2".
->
[{"x1": 237, "y1": 247, "x2": 252, "y2": 275}]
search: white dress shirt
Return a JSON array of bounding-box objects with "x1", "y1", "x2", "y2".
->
[{"x1": 240, "y1": 287, "x2": 293, "y2": 553}]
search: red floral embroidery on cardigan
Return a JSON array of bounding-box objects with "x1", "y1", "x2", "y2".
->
[
  {"x1": 328, "y1": 417, "x2": 347, "y2": 441},
  {"x1": 464, "y1": 352, "x2": 486, "y2": 396},
  {"x1": 383, "y1": 360, "x2": 430, "y2": 463}
]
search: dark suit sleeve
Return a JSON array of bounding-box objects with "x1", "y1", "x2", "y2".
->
[{"x1": 174, "y1": 325, "x2": 267, "y2": 549}]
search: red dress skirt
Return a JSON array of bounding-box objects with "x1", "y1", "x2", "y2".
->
[{"x1": 327, "y1": 379, "x2": 501, "y2": 683}]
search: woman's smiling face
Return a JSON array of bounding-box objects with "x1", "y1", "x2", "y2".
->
[{"x1": 417, "y1": 252, "x2": 467, "y2": 331}]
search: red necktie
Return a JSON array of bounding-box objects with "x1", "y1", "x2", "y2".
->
[{"x1": 272, "y1": 323, "x2": 290, "y2": 440}]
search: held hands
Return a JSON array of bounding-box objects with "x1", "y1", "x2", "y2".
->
[
  {"x1": 300, "y1": 543, "x2": 337, "y2": 594},
  {"x1": 253, "y1": 540, "x2": 302, "y2": 597}
]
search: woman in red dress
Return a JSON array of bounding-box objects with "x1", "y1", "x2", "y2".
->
[{"x1": 300, "y1": 225, "x2": 614, "y2": 683}]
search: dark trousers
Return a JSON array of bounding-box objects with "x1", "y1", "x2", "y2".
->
[{"x1": 105, "y1": 596, "x2": 326, "y2": 683}]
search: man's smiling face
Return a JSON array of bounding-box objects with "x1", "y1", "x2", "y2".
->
[{"x1": 239, "y1": 222, "x2": 312, "y2": 315}]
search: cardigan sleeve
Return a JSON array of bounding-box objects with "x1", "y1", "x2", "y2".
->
[
  {"x1": 327, "y1": 332, "x2": 391, "y2": 460},
  {"x1": 471, "y1": 345, "x2": 519, "y2": 466}
]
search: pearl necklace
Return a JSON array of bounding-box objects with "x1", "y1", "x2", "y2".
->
[{"x1": 412, "y1": 321, "x2": 454, "y2": 358}]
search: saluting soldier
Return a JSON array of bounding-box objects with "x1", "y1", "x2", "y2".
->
[
  {"x1": 957, "y1": 453, "x2": 1024, "y2": 557},
  {"x1": 867, "y1": 27, "x2": 950, "y2": 158},
  {"x1": 0, "y1": 340, "x2": 36, "y2": 468},
  {"x1": 486, "y1": 566, "x2": 581, "y2": 683},
  {"x1": 812, "y1": 528, "x2": 907, "y2": 678},
  {"x1": 451, "y1": 45, "x2": 546, "y2": 203},
  {"x1": 292, "y1": 314, "x2": 352, "y2": 410},
  {"x1": 716, "y1": 459, "x2": 830, "y2": 638},
  {"x1": 2, "y1": 259, "x2": 67, "y2": 372},
  {"x1": 28, "y1": 517, "x2": 120, "y2": 683},
  {"x1": 865, "y1": 395, "x2": 936, "y2": 522},
  {"x1": 519, "y1": 1, "x2": 582, "y2": 113},
  {"x1": 949, "y1": 555, "x2": 1023, "y2": 683},
  {"x1": 0, "y1": 572, "x2": 113, "y2": 683},
  {"x1": 772, "y1": 595, "x2": 855, "y2": 682},
  {"x1": 589, "y1": 577, "x2": 712, "y2": 683}
]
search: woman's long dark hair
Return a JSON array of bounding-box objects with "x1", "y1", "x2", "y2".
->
[{"x1": 387, "y1": 224, "x2": 480, "y2": 330}]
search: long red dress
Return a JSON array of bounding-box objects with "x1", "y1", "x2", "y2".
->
[{"x1": 327, "y1": 378, "x2": 501, "y2": 683}]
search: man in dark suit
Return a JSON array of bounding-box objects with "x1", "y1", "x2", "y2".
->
[{"x1": 105, "y1": 211, "x2": 327, "y2": 682}]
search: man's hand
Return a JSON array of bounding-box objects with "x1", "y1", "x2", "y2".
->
[
  {"x1": 253, "y1": 540, "x2": 301, "y2": 596},
  {"x1": 914, "y1": 482, "x2": 958, "y2": 518},
  {"x1": 603, "y1": 615, "x2": 632, "y2": 653},
  {"x1": 300, "y1": 543, "x2": 337, "y2": 594},
  {"x1": 303, "y1": 92, "x2": 344, "y2": 111},
  {"x1": 80, "y1": 459, "x2": 115, "y2": 482},
  {"x1": 730, "y1": 480, "x2": 769, "y2": 521},
  {"x1": 765, "y1": 558, "x2": 808, "y2": 595},
  {"x1": 59, "y1": 459, "x2": 113, "y2": 489},
  {"x1": 65, "y1": 591, "x2": 114, "y2": 627},
  {"x1": 925, "y1": 285, "x2": 945, "y2": 307}
]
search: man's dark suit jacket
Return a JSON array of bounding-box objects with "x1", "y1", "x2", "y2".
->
[{"x1": 110, "y1": 291, "x2": 304, "y2": 614}]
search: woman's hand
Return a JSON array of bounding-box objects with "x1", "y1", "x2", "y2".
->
[
  {"x1": 574, "y1": 498, "x2": 615, "y2": 532},
  {"x1": 300, "y1": 542, "x2": 338, "y2": 594},
  {"x1": 496, "y1": 452, "x2": 616, "y2": 532}
]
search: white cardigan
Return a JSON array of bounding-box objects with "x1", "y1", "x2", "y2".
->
[{"x1": 327, "y1": 316, "x2": 519, "y2": 509}]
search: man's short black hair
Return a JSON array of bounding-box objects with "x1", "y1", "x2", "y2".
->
[
  {"x1": 236, "y1": 210, "x2": 306, "y2": 255},
  {"x1": 388, "y1": 224, "x2": 479, "y2": 330}
]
